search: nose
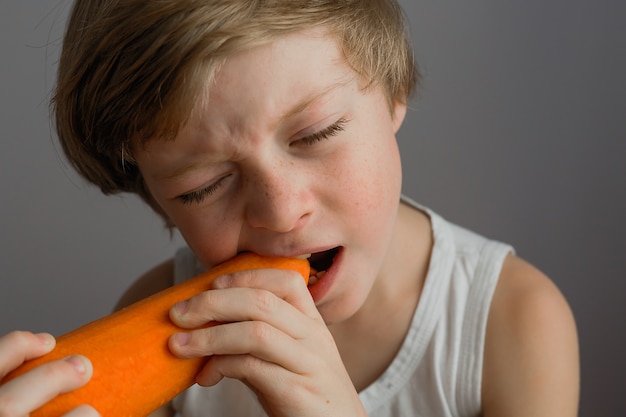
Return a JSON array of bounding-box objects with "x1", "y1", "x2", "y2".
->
[{"x1": 244, "y1": 163, "x2": 312, "y2": 233}]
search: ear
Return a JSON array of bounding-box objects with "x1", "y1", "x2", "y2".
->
[{"x1": 392, "y1": 100, "x2": 408, "y2": 133}]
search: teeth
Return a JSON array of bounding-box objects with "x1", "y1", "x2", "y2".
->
[
  {"x1": 296, "y1": 254, "x2": 312, "y2": 260},
  {"x1": 307, "y1": 270, "x2": 326, "y2": 287}
]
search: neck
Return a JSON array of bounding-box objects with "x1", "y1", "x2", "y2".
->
[{"x1": 329, "y1": 201, "x2": 433, "y2": 391}]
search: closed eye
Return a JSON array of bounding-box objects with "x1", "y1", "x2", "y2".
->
[
  {"x1": 179, "y1": 174, "x2": 232, "y2": 205},
  {"x1": 297, "y1": 118, "x2": 349, "y2": 146}
]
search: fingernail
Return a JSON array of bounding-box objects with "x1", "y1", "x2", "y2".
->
[
  {"x1": 173, "y1": 332, "x2": 190, "y2": 346},
  {"x1": 65, "y1": 355, "x2": 87, "y2": 375},
  {"x1": 36, "y1": 332, "x2": 54, "y2": 347},
  {"x1": 174, "y1": 300, "x2": 189, "y2": 315},
  {"x1": 212, "y1": 274, "x2": 232, "y2": 288}
]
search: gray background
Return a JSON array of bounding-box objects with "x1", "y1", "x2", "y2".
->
[{"x1": 1, "y1": 1, "x2": 624, "y2": 416}]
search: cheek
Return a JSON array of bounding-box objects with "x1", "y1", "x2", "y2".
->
[
  {"x1": 167, "y1": 206, "x2": 243, "y2": 268},
  {"x1": 337, "y1": 136, "x2": 402, "y2": 216}
]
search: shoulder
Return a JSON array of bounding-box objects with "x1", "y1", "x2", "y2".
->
[
  {"x1": 482, "y1": 254, "x2": 579, "y2": 416},
  {"x1": 114, "y1": 259, "x2": 175, "y2": 311}
]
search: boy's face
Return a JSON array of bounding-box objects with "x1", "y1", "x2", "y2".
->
[{"x1": 134, "y1": 29, "x2": 406, "y2": 322}]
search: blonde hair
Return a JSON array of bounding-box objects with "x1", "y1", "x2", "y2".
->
[{"x1": 54, "y1": 0, "x2": 419, "y2": 219}]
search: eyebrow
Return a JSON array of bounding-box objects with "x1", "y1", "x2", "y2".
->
[
  {"x1": 153, "y1": 154, "x2": 223, "y2": 182},
  {"x1": 276, "y1": 78, "x2": 352, "y2": 126},
  {"x1": 156, "y1": 79, "x2": 353, "y2": 181}
]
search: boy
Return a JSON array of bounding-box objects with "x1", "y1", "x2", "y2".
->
[{"x1": 0, "y1": 1, "x2": 579, "y2": 416}]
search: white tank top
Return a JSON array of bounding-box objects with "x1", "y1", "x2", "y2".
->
[{"x1": 172, "y1": 198, "x2": 513, "y2": 417}]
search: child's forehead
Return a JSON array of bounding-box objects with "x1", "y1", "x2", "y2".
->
[
  {"x1": 213, "y1": 28, "x2": 352, "y2": 87},
  {"x1": 188, "y1": 29, "x2": 359, "y2": 122}
]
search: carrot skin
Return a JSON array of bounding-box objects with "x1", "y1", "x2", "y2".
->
[{"x1": 2, "y1": 253, "x2": 310, "y2": 417}]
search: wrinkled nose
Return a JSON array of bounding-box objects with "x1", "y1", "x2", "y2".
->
[{"x1": 244, "y1": 165, "x2": 312, "y2": 233}]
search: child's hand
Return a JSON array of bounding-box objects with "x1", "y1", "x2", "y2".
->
[
  {"x1": 0, "y1": 331, "x2": 100, "y2": 416},
  {"x1": 169, "y1": 268, "x2": 367, "y2": 417}
]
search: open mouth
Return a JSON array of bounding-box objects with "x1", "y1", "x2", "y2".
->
[{"x1": 307, "y1": 247, "x2": 341, "y2": 286}]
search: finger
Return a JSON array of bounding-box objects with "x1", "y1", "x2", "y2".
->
[
  {"x1": 0, "y1": 331, "x2": 55, "y2": 378},
  {"x1": 198, "y1": 354, "x2": 363, "y2": 417},
  {"x1": 169, "y1": 268, "x2": 320, "y2": 330},
  {"x1": 171, "y1": 286, "x2": 316, "y2": 342},
  {"x1": 213, "y1": 268, "x2": 319, "y2": 317},
  {"x1": 63, "y1": 404, "x2": 101, "y2": 417},
  {"x1": 195, "y1": 354, "x2": 326, "y2": 417},
  {"x1": 195, "y1": 354, "x2": 288, "y2": 389},
  {"x1": 170, "y1": 320, "x2": 321, "y2": 375},
  {"x1": 196, "y1": 353, "x2": 331, "y2": 412},
  {"x1": 0, "y1": 355, "x2": 93, "y2": 416}
]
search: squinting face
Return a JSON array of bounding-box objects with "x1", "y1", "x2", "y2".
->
[{"x1": 134, "y1": 29, "x2": 406, "y2": 323}]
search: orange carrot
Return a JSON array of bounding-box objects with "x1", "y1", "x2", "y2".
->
[{"x1": 2, "y1": 253, "x2": 310, "y2": 417}]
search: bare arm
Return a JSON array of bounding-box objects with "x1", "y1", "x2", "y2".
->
[
  {"x1": 114, "y1": 259, "x2": 175, "y2": 311},
  {"x1": 115, "y1": 259, "x2": 177, "y2": 417},
  {"x1": 482, "y1": 254, "x2": 579, "y2": 416}
]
